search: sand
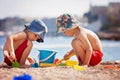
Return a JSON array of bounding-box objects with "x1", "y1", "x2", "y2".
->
[{"x1": 0, "y1": 61, "x2": 120, "y2": 80}]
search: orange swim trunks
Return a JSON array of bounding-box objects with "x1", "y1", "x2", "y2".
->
[{"x1": 78, "y1": 50, "x2": 103, "y2": 66}]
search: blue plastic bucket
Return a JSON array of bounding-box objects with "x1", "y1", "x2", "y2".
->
[{"x1": 38, "y1": 50, "x2": 57, "y2": 63}]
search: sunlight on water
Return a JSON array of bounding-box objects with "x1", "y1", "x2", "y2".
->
[
  {"x1": 0, "y1": 36, "x2": 120, "y2": 62},
  {"x1": 30, "y1": 37, "x2": 120, "y2": 62}
]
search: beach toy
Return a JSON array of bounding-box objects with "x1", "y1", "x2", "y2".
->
[
  {"x1": 13, "y1": 74, "x2": 32, "y2": 80},
  {"x1": 104, "y1": 65, "x2": 120, "y2": 70},
  {"x1": 55, "y1": 59, "x2": 64, "y2": 65},
  {"x1": 104, "y1": 65, "x2": 115, "y2": 68},
  {"x1": 31, "y1": 62, "x2": 39, "y2": 68},
  {"x1": 39, "y1": 50, "x2": 57, "y2": 63},
  {"x1": 40, "y1": 63, "x2": 56, "y2": 67},
  {"x1": 56, "y1": 54, "x2": 74, "y2": 65},
  {"x1": 73, "y1": 65, "x2": 86, "y2": 71},
  {"x1": 12, "y1": 62, "x2": 20, "y2": 68},
  {"x1": 31, "y1": 58, "x2": 39, "y2": 68},
  {"x1": 65, "y1": 60, "x2": 79, "y2": 67},
  {"x1": 54, "y1": 58, "x2": 59, "y2": 64},
  {"x1": 58, "y1": 63, "x2": 66, "y2": 66},
  {"x1": 57, "y1": 59, "x2": 85, "y2": 70},
  {"x1": 56, "y1": 53, "x2": 75, "y2": 65}
]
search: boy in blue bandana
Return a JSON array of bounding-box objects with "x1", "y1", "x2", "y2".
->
[
  {"x1": 3, "y1": 19, "x2": 48, "y2": 67},
  {"x1": 56, "y1": 14, "x2": 103, "y2": 67}
]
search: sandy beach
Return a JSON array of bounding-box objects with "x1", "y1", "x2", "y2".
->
[{"x1": 0, "y1": 61, "x2": 120, "y2": 80}]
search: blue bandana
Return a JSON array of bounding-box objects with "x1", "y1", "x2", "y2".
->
[{"x1": 25, "y1": 19, "x2": 48, "y2": 42}]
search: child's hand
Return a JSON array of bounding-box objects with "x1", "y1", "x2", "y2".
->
[
  {"x1": 4, "y1": 51, "x2": 9, "y2": 58},
  {"x1": 9, "y1": 52, "x2": 16, "y2": 62},
  {"x1": 27, "y1": 57, "x2": 35, "y2": 64},
  {"x1": 4, "y1": 51, "x2": 16, "y2": 62},
  {"x1": 63, "y1": 50, "x2": 75, "y2": 60},
  {"x1": 63, "y1": 53, "x2": 70, "y2": 60}
]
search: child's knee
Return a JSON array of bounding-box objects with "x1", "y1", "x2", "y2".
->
[{"x1": 71, "y1": 39, "x2": 81, "y2": 47}]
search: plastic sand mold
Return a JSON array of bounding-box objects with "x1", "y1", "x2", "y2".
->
[
  {"x1": 65, "y1": 60, "x2": 79, "y2": 67},
  {"x1": 104, "y1": 65, "x2": 120, "y2": 70},
  {"x1": 12, "y1": 62, "x2": 20, "y2": 68},
  {"x1": 40, "y1": 63, "x2": 56, "y2": 67},
  {"x1": 73, "y1": 65, "x2": 86, "y2": 70},
  {"x1": 13, "y1": 74, "x2": 32, "y2": 80},
  {"x1": 65, "y1": 60, "x2": 86, "y2": 71},
  {"x1": 31, "y1": 62, "x2": 39, "y2": 68}
]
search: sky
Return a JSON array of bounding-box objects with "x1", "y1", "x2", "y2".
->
[{"x1": 0, "y1": 0, "x2": 120, "y2": 19}]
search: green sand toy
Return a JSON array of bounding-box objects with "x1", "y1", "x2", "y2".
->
[{"x1": 12, "y1": 62, "x2": 20, "y2": 68}]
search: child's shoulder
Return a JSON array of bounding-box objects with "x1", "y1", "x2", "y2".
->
[
  {"x1": 14, "y1": 31, "x2": 26, "y2": 36},
  {"x1": 10, "y1": 31, "x2": 26, "y2": 40}
]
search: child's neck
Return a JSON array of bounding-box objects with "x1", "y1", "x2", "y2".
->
[
  {"x1": 73, "y1": 26, "x2": 81, "y2": 39},
  {"x1": 24, "y1": 29, "x2": 29, "y2": 40}
]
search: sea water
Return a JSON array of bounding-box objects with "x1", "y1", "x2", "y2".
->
[{"x1": 0, "y1": 36, "x2": 120, "y2": 62}]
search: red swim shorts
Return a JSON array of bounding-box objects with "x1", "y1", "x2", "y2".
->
[
  {"x1": 4, "y1": 40, "x2": 28, "y2": 66},
  {"x1": 78, "y1": 50, "x2": 103, "y2": 66}
]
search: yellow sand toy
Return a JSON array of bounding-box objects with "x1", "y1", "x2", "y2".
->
[
  {"x1": 65, "y1": 60, "x2": 79, "y2": 66},
  {"x1": 55, "y1": 51, "x2": 75, "y2": 65},
  {"x1": 65, "y1": 60, "x2": 85, "y2": 70},
  {"x1": 40, "y1": 51, "x2": 85, "y2": 70},
  {"x1": 40, "y1": 63, "x2": 56, "y2": 67},
  {"x1": 40, "y1": 60, "x2": 85, "y2": 71},
  {"x1": 73, "y1": 65, "x2": 86, "y2": 70}
]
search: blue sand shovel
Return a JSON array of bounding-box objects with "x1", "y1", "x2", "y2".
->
[{"x1": 13, "y1": 74, "x2": 32, "y2": 80}]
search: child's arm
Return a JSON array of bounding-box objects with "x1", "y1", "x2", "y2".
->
[
  {"x1": 3, "y1": 35, "x2": 16, "y2": 62},
  {"x1": 3, "y1": 32, "x2": 26, "y2": 62},
  {"x1": 63, "y1": 49, "x2": 75, "y2": 60},
  {"x1": 56, "y1": 49, "x2": 75, "y2": 65}
]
